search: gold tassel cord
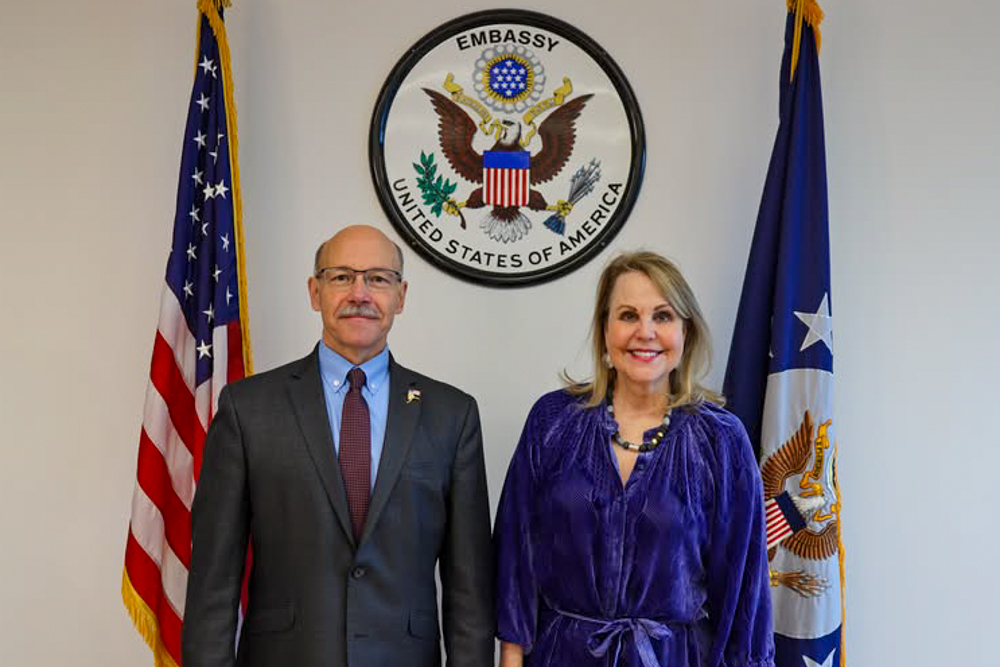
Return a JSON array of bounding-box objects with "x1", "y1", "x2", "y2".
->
[
  {"x1": 121, "y1": 570, "x2": 181, "y2": 667},
  {"x1": 197, "y1": 0, "x2": 253, "y2": 375},
  {"x1": 787, "y1": 0, "x2": 825, "y2": 82}
]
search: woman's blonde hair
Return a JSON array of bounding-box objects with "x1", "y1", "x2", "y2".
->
[{"x1": 564, "y1": 250, "x2": 724, "y2": 409}]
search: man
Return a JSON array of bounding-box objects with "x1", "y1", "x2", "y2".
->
[{"x1": 182, "y1": 225, "x2": 495, "y2": 667}]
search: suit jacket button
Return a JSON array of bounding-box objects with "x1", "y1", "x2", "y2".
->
[{"x1": 351, "y1": 566, "x2": 366, "y2": 579}]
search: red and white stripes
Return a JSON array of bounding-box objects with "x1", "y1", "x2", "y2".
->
[
  {"x1": 483, "y1": 167, "x2": 530, "y2": 207},
  {"x1": 124, "y1": 282, "x2": 245, "y2": 666},
  {"x1": 765, "y1": 497, "x2": 795, "y2": 550}
]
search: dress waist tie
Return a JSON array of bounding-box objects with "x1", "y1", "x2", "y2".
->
[{"x1": 551, "y1": 607, "x2": 673, "y2": 667}]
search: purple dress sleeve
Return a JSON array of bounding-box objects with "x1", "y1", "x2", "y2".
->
[
  {"x1": 703, "y1": 414, "x2": 775, "y2": 667},
  {"x1": 495, "y1": 394, "x2": 543, "y2": 651}
]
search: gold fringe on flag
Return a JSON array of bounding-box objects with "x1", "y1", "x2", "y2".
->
[
  {"x1": 833, "y1": 439, "x2": 847, "y2": 667},
  {"x1": 121, "y1": 570, "x2": 181, "y2": 667},
  {"x1": 197, "y1": 0, "x2": 253, "y2": 375},
  {"x1": 787, "y1": 0, "x2": 825, "y2": 83}
]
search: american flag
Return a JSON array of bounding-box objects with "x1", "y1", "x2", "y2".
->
[
  {"x1": 723, "y1": 3, "x2": 845, "y2": 667},
  {"x1": 122, "y1": 2, "x2": 250, "y2": 666},
  {"x1": 483, "y1": 150, "x2": 530, "y2": 207},
  {"x1": 764, "y1": 495, "x2": 807, "y2": 551}
]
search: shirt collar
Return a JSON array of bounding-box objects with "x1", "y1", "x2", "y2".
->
[{"x1": 318, "y1": 342, "x2": 390, "y2": 394}]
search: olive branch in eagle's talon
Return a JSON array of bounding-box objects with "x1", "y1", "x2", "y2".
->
[{"x1": 413, "y1": 151, "x2": 466, "y2": 229}]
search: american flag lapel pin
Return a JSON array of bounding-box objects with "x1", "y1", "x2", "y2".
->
[{"x1": 406, "y1": 387, "x2": 421, "y2": 404}]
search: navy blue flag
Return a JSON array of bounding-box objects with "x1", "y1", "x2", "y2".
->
[{"x1": 723, "y1": 3, "x2": 845, "y2": 667}]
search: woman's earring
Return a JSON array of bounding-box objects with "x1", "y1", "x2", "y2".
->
[{"x1": 603, "y1": 352, "x2": 613, "y2": 369}]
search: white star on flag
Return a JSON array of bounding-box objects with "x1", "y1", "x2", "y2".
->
[
  {"x1": 198, "y1": 56, "x2": 216, "y2": 77},
  {"x1": 215, "y1": 181, "x2": 229, "y2": 199},
  {"x1": 189, "y1": 205, "x2": 200, "y2": 222},
  {"x1": 182, "y1": 280, "x2": 194, "y2": 298},
  {"x1": 201, "y1": 222, "x2": 210, "y2": 236},
  {"x1": 203, "y1": 303, "x2": 215, "y2": 323},
  {"x1": 196, "y1": 93, "x2": 210, "y2": 112},
  {"x1": 203, "y1": 183, "x2": 216, "y2": 200},
  {"x1": 212, "y1": 265, "x2": 222, "y2": 282},
  {"x1": 794, "y1": 292, "x2": 833, "y2": 352},
  {"x1": 193, "y1": 131, "x2": 207, "y2": 148},
  {"x1": 802, "y1": 648, "x2": 836, "y2": 667},
  {"x1": 192, "y1": 169, "x2": 203, "y2": 186},
  {"x1": 196, "y1": 340, "x2": 212, "y2": 359},
  {"x1": 186, "y1": 244, "x2": 197, "y2": 261},
  {"x1": 225, "y1": 287, "x2": 233, "y2": 304},
  {"x1": 220, "y1": 233, "x2": 230, "y2": 251},
  {"x1": 209, "y1": 149, "x2": 219, "y2": 164}
]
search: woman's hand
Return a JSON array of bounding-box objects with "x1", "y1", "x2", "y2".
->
[{"x1": 499, "y1": 640, "x2": 524, "y2": 667}]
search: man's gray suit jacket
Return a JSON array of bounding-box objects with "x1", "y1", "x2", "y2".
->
[{"x1": 182, "y1": 348, "x2": 495, "y2": 667}]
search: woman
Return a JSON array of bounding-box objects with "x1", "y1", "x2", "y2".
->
[{"x1": 495, "y1": 251, "x2": 774, "y2": 667}]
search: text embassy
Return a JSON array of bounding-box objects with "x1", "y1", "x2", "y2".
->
[{"x1": 455, "y1": 29, "x2": 560, "y2": 53}]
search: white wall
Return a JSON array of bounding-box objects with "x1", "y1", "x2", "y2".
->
[{"x1": 1, "y1": 0, "x2": 997, "y2": 665}]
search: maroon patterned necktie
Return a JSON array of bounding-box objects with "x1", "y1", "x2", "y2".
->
[{"x1": 339, "y1": 367, "x2": 370, "y2": 541}]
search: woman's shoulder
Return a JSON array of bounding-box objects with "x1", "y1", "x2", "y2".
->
[
  {"x1": 520, "y1": 389, "x2": 605, "y2": 462},
  {"x1": 681, "y1": 401, "x2": 746, "y2": 436},
  {"x1": 675, "y1": 401, "x2": 753, "y2": 463},
  {"x1": 530, "y1": 387, "x2": 588, "y2": 414},
  {"x1": 523, "y1": 389, "x2": 593, "y2": 433}
]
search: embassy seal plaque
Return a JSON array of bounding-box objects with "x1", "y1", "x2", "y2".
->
[{"x1": 370, "y1": 10, "x2": 645, "y2": 287}]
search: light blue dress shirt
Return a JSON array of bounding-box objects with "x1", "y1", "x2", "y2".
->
[{"x1": 317, "y1": 343, "x2": 390, "y2": 491}]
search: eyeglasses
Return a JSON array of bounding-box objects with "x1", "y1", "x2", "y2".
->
[{"x1": 315, "y1": 266, "x2": 403, "y2": 290}]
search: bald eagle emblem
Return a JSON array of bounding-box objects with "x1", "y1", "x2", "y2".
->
[
  {"x1": 762, "y1": 410, "x2": 841, "y2": 598},
  {"x1": 416, "y1": 45, "x2": 601, "y2": 243}
]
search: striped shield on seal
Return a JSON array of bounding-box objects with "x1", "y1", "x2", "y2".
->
[{"x1": 483, "y1": 150, "x2": 530, "y2": 206}]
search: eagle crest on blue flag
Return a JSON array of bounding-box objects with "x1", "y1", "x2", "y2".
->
[{"x1": 723, "y1": 4, "x2": 845, "y2": 667}]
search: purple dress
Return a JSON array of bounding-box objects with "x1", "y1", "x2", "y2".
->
[{"x1": 495, "y1": 390, "x2": 774, "y2": 667}]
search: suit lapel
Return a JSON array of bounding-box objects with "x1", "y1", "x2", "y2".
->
[
  {"x1": 360, "y1": 357, "x2": 420, "y2": 546},
  {"x1": 288, "y1": 348, "x2": 356, "y2": 548}
]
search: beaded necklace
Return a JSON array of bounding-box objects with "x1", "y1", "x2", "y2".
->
[{"x1": 607, "y1": 400, "x2": 672, "y2": 453}]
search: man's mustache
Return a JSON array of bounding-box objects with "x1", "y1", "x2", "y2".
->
[{"x1": 336, "y1": 304, "x2": 380, "y2": 319}]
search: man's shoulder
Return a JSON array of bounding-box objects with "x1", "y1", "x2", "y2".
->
[{"x1": 223, "y1": 350, "x2": 315, "y2": 399}]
